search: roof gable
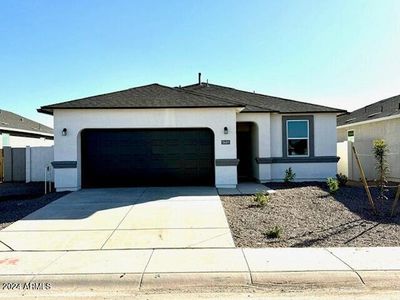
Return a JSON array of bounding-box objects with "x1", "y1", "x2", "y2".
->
[
  {"x1": 337, "y1": 94, "x2": 400, "y2": 126},
  {"x1": 0, "y1": 109, "x2": 53, "y2": 135}
]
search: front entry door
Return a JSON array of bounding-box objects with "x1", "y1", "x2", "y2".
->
[{"x1": 236, "y1": 123, "x2": 253, "y2": 181}]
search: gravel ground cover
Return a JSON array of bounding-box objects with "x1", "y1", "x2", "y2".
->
[
  {"x1": 0, "y1": 183, "x2": 68, "y2": 230},
  {"x1": 0, "y1": 182, "x2": 46, "y2": 199},
  {"x1": 221, "y1": 182, "x2": 400, "y2": 247}
]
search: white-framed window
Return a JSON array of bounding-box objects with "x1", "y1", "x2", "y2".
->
[
  {"x1": 347, "y1": 130, "x2": 355, "y2": 142},
  {"x1": 2, "y1": 133, "x2": 10, "y2": 147},
  {"x1": 286, "y1": 120, "x2": 309, "y2": 157}
]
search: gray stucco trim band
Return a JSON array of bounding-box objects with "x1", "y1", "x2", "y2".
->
[
  {"x1": 51, "y1": 161, "x2": 78, "y2": 169},
  {"x1": 256, "y1": 156, "x2": 340, "y2": 164},
  {"x1": 215, "y1": 159, "x2": 240, "y2": 166}
]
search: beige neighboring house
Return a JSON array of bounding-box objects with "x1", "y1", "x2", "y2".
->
[
  {"x1": 337, "y1": 95, "x2": 400, "y2": 182},
  {"x1": 0, "y1": 109, "x2": 54, "y2": 181}
]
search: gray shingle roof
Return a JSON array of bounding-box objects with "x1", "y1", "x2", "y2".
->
[
  {"x1": 337, "y1": 94, "x2": 400, "y2": 126},
  {"x1": 38, "y1": 84, "x2": 244, "y2": 115},
  {"x1": 38, "y1": 82, "x2": 345, "y2": 115},
  {"x1": 0, "y1": 109, "x2": 53, "y2": 135},
  {"x1": 184, "y1": 83, "x2": 345, "y2": 113}
]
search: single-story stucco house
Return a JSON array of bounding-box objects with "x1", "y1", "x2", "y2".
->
[
  {"x1": 38, "y1": 80, "x2": 345, "y2": 192},
  {"x1": 0, "y1": 109, "x2": 53, "y2": 181},
  {"x1": 0, "y1": 109, "x2": 53, "y2": 149},
  {"x1": 337, "y1": 94, "x2": 400, "y2": 182}
]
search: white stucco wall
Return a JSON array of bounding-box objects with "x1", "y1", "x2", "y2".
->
[
  {"x1": 268, "y1": 113, "x2": 337, "y2": 181},
  {"x1": 270, "y1": 113, "x2": 337, "y2": 157},
  {"x1": 53, "y1": 108, "x2": 339, "y2": 190},
  {"x1": 53, "y1": 108, "x2": 239, "y2": 191},
  {"x1": 237, "y1": 112, "x2": 337, "y2": 182}
]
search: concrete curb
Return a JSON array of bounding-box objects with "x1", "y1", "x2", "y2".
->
[
  {"x1": 141, "y1": 272, "x2": 251, "y2": 290},
  {"x1": 357, "y1": 271, "x2": 400, "y2": 289},
  {"x1": 0, "y1": 271, "x2": 399, "y2": 297},
  {"x1": 251, "y1": 271, "x2": 363, "y2": 289},
  {"x1": 0, "y1": 247, "x2": 399, "y2": 294}
]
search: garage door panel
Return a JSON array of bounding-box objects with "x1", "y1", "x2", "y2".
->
[{"x1": 81, "y1": 129, "x2": 214, "y2": 187}]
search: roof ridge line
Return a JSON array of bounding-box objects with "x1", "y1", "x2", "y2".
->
[
  {"x1": 181, "y1": 87, "x2": 274, "y2": 112},
  {"x1": 185, "y1": 82, "x2": 344, "y2": 112},
  {"x1": 177, "y1": 87, "x2": 248, "y2": 109},
  {"x1": 344, "y1": 94, "x2": 400, "y2": 114}
]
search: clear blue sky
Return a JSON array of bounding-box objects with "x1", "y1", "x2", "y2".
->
[{"x1": 1, "y1": 0, "x2": 400, "y2": 127}]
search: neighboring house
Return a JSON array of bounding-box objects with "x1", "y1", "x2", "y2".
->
[
  {"x1": 0, "y1": 109, "x2": 53, "y2": 182},
  {"x1": 0, "y1": 109, "x2": 54, "y2": 149},
  {"x1": 337, "y1": 95, "x2": 400, "y2": 182},
  {"x1": 38, "y1": 81, "x2": 345, "y2": 192}
]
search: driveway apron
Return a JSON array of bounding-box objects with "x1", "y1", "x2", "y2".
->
[{"x1": 0, "y1": 187, "x2": 234, "y2": 251}]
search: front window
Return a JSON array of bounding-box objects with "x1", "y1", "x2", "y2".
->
[
  {"x1": 347, "y1": 130, "x2": 354, "y2": 142},
  {"x1": 2, "y1": 133, "x2": 10, "y2": 147},
  {"x1": 286, "y1": 120, "x2": 309, "y2": 156}
]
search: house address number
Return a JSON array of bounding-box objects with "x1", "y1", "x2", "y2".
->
[{"x1": 221, "y1": 140, "x2": 230, "y2": 145}]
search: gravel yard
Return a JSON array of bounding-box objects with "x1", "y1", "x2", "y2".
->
[
  {"x1": 221, "y1": 182, "x2": 400, "y2": 247},
  {"x1": 0, "y1": 183, "x2": 68, "y2": 230}
]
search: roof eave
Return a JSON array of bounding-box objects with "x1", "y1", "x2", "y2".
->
[
  {"x1": 337, "y1": 113, "x2": 400, "y2": 128},
  {"x1": 37, "y1": 108, "x2": 53, "y2": 115},
  {"x1": 276, "y1": 110, "x2": 347, "y2": 114}
]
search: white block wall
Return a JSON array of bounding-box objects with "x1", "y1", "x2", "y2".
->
[{"x1": 26, "y1": 146, "x2": 54, "y2": 182}]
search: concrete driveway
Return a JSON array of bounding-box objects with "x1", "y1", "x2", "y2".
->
[{"x1": 0, "y1": 187, "x2": 234, "y2": 251}]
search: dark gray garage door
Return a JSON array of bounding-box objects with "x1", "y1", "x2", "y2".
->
[{"x1": 81, "y1": 128, "x2": 214, "y2": 188}]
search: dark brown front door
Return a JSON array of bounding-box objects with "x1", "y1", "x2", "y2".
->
[{"x1": 236, "y1": 123, "x2": 254, "y2": 181}]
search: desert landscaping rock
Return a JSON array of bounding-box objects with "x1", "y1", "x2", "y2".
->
[
  {"x1": 0, "y1": 192, "x2": 69, "y2": 230},
  {"x1": 221, "y1": 182, "x2": 399, "y2": 247}
]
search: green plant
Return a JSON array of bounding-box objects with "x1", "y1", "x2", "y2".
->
[
  {"x1": 336, "y1": 173, "x2": 348, "y2": 187},
  {"x1": 373, "y1": 139, "x2": 390, "y2": 203},
  {"x1": 326, "y1": 177, "x2": 339, "y2": 194},
  {"x1": 254, "y1": 192, "x2": 270, "y2": 206},
  {"x1": 265, "y1": 226, "x2": 283, "y2": 239},
  {"x1": 284, "y1": 167, "x2": 296, "y2": 183}
]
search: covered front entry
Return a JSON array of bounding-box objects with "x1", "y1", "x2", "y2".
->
[
  {"x1": 81, "y1": 128, "x2": 215, "y2": 188},
  {"x1": 236, "y1": 122, "x2": 255, "y2": 182}
]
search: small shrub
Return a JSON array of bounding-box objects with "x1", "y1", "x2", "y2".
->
[
  {"x1": 265, "y1": 226, "x2": 283, "y2": 239},
  {"x1": 326, "y1": 177, "x2": 339, "y2": 194},
  {"x1": 254, "y1": 192, "x2": 270, "y2": 206},
  {"x1": 336, "y1": 173, "x2": 348, "y2": 187},
  {"x1": 284, "y1": 167, "x2": 296, "y2": 183}
]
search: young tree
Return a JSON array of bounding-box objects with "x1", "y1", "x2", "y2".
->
[{"x1": 373, "y1": 139, "x2": 390, "y2": 203}]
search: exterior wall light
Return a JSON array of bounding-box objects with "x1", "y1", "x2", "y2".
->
[
  {"x1": 224, "y1": 126, "x2": 228, "y2": 134},
  {"x1": 62, "y1": 128, "x2": 67, "y2": 136}
]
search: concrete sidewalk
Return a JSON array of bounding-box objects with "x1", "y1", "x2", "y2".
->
[{"x1": 0, "y1": 247, "x2": 399, "y2": 295}]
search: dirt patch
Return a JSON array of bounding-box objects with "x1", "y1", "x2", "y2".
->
[
  {"x1": 221, "y1": 182, "x2": 400, "y2": 247},
  {"x1": 0, "y1": 192, "x2": 69, "y2": 230}
]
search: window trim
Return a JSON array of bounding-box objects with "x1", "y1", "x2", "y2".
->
[
  {"x1": 282, "y1": 115, "x2": 314, "y2": 159},
  {"x1": 286, "y1": 119, "x2": 310, "y2": 157}
]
